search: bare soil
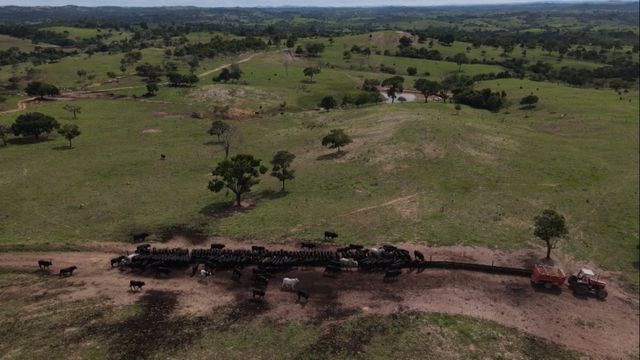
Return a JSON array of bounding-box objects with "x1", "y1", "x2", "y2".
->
[{"x1": 0, "y1": 240, "x2": 637, "y2": 359}]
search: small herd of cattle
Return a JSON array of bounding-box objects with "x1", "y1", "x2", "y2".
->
[{"x1": 38, "y1": 239, "x2": 427, "y2": 302}]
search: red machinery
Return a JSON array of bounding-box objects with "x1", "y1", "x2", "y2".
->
[
  {"x1": 568, "y1": 268, "x2": 608, "y2": 299},
  {"x1": 531, "y1": 264, "x2": 566, "y2": 288}
]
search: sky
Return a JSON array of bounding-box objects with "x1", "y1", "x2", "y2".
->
[{"x1": 0, "y1": 0, "x2": 610, "y2": 7}]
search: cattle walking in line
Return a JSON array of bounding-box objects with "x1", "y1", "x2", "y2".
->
[
  {"x1": 297, "y1": 290, "x2": 309, "y2": 303},
  {"x1": 324, "y1": 264, "x2": 341, "y2": 274},
  {"x1": 210, "y1": 243, "x2": 225, "y2": 250},
  {"x1": 110, "y1": 256, "x2": 126, "y2": 267},
  {"x1": 38, "y1": 259, "x2": 52, "y2": 270},
  {"x1": 324, "y1": 231, "x2": 338, "y2": 241},
  {"x1": 129, "y1": 280, "x2": 145, "y2": 291},
  {"x1": 251, "y1": 246, "x2": 266, "y2": 252},
  {"x1": 59, "y1": 266, "x2": 77, "y2": 277},
  {"x1": 383, "y1": 269, "x2": 401, "y2": 281},
  {"x1": 135, "y1": 242, "x2": 151, "y2": 253},
  {"x1": 348, "y1": 244, "x2": 363, "y2": 250},
  {"x1": 300, "y1": 242, "x2": 317, "y2": 249},
  {"x1": 414, "y1": 250, "x2": 425, "y2": 262},
  {"x1": 252, "y1": 289, "x2": 266, "y2": 299},
  {"x1": 339, "y1": 258, "x2": 358, "y2": 269},
  {"x1": 281, "y1": 277, "x2": 300, "y2": 291}
]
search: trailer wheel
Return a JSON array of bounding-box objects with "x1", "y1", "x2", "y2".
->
[
  {"x1": 573, "y1": 283, "x2": 588, "y2": 296},
  {"x1": 568, "y1": 275, "x2": 578, "y2": 286},
  {"x1": 597, "y1": 288, "x2": 608, "y2": 300}
]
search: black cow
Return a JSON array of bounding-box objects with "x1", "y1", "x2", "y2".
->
[
  {"x1": 253, "y1": 275, "x2": 269, "y2": 285},
  {"x1": 348, "y1": 244, "x2": 363, "y2": 250},
  {"x1": 160, "y1": 154, "x2": 166, "y2": 160},
  {"x1": 252, "y1": 289, "x2": 266, "y2": 299},
  {"x1": 110, "y1": 256, "x2": 126, "y2": 267},
  {"x1": 324, "y1": 231, "x2": 338, "y2": 241},
  {"x1": 38, "y1": 260, "x2": 52, "y2": 270},
  {"x1": 133, "y1": 233, "x2": 150, "y2": 242},
  {"x1": 414, "y1": 250, "x2": 425, "y2": 262},
  {"x1": 135, "y1": 243, "x2": 151, "y2": 253},
  {"x1": 297, "y1": 290, "x2": 309, "y2": 302},
  {"x1": 324, "y1": 264, "x2": 341, "y2": 273},
  {"x1": 210, "y1": 243, "x2": 225, "y2": 249},
  {"x1": 59, "y1": 266, "x2": 77, "y2": 277},
  {"x1": 251, "y1": 246, "x2": 266, "y2": 252},
  {"x1": 130, "y1": 280, "x2": 145, "y2": 291},
  {"x1": 154, "y1": 267, "x2": 171, "y2": 277},
  {"x1": 232, "y1": 268, "x2": 242, "y2": 280},
  {"x1": 300, "y1": 242, "x2": 317, "y2": 249},
  {"x1": 383, "y1": 269, "x2": 401, "y2": 281}
]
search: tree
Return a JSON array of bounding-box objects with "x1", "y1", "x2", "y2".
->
[
  {"x1": 321, "y1": 129, "x2": 352, "y2": 153},
  {"x1": 146, "y1": 81, "x2": 159, "y2": 96},
  {"x1": 25, "y1": 81, "x2": 60, "y2": 99},
  {"x1": 398, "y1": 36, "x2": 413, "y2": 48},
  {"x1": 320, "y1": 96, "x2": 337, "y2": 110},
  {"x1": 303, "y1": 67, "x2": 321, "y2": 82},
  {"x1": 208, "y1": 154, "x2": 267, "y2": 206},
  {"x1": 219, "y1": 126, "x2": 235, "y2": 159},
  {"x1": 11, "y1": 112, "x2": 59, "y2": 140},
  {"x1": 58, "y1": 123, "x2": 81, "y2": 148},
  {"x1": 414, "y1": 79, "x2": 441, "y2": 103},
  {"x1": 304, "y1": 42, "x2": 325, "y2": 57},
  {"x1": 407, "y1": 66, "x2": 417, "y2": 76},
  {"x1": 382, "y1": 76, "x2": 404, "y2": 104},
  {"x1": 270, "y1": 150, "x2": 296, "y2": 191},
  {"x1": 208, "y1": 120, "x2": 230, "y2": 141},
  {"x1": 76, "y1": 69, "x2": 87, "y2": 80},
  {"x1": 534, "y1": 209, "x2": 568, "y2": 260},
  {"x1": 63, "y1": 104, "x2": 82, "y2": 119},
  {"x1": 0, "y1": 124, "x2": 9, "y2": 146},
  {"x1": 520, "y1": 95, "x2": 539, "y2": 107},
  {"x1": 453, "y1": 53, "x2": 468, "y2": 72}
]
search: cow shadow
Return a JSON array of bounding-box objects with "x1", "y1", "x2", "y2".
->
[{"x1": 316, "y1": 151, "x2": 347, "y2": 161}]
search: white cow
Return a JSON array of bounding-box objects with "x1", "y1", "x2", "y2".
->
[
  {"x1": 369, "y1": 247, "x2": 383, "y2": 256},
  {"x1": 200, "y1": 269, "x2": 213, "y2": 277},
  {"x1": 339, "y1": 258, "x2": 358, "y2": 268},
  {"x1": 281, "y1": 277, "x2": 300, "y2": 291}
]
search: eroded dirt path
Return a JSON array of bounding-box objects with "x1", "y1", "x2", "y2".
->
[{"x1": 0, "y1": 241, "x2": 637, "y2": 359}]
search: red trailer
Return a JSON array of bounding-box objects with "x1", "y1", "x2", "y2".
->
[{"x1": 531, "y1": 264, "x2": 566, "y2": 289}]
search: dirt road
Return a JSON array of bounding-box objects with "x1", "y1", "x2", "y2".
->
[{"x1": 0, "y1": 241, "x2": 637, "y2": 359}]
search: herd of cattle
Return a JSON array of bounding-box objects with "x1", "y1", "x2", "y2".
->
[{"x1": 37, "y1": 241, "x2": 428, "y2": 301}]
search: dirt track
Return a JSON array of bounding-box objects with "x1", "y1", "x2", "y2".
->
[{"x1": 0, "y1": 240, "x2": 637, "y2": 359}]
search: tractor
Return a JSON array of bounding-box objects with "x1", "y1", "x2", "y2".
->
[{"x1": 568, "y1": 268, "x2": 608, "y2": 299}]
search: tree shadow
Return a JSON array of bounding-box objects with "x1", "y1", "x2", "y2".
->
[
  {"x1": 52, "y1": 145, "x2": 73, "y2": 151},
  {"x1": 199, "y1": 197, "x2": 257, "y2": 219},
  {"x1": 316, "y1": 151, "x2": 347, "y2": 161},
  {"x1": 258, "y1": 189, "x2": 288, "y2": 200},
  {"x1": 203, "y1": 140, "x2": 223, "y2": 146},
  {"x1": 7, "y1": 137, "x2": 53, "y2": 146}
]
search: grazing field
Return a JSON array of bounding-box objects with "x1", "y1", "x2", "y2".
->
[{"x1": 0, "y1": 4, "x2": 638, "y2": 359}]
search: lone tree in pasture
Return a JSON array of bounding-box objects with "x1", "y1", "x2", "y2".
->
[
  {"x1": 382, "y1": 76, "x2": 405, "y2": 104},
  {"x1": 215, "y1": 65, "x2": 242, "y2": 82},
  {"x1": 520, "y1": 94, "x2": 539, "y2": 108},
  {"x1": 11, "y1": 112, "x2": 59, "y2": 140},
  {"x1": 322, "y1": 129, "x2": 352, "y2": 153},
  {"x1": 63, "y1": 104, "x2": 82, "y2": 119},
  {"x1": 453, "y1": 53, "x2": 469, "y2": 72},
  {"x1": 406, "y1": 66, "x2": 417, "y2": 76},
  {"x1": 25, "y1": 81, "x2": 60, "y2": 100},
  {"x1": 270, "y1": 150, "x2": 296, "y2": 191},
  {"x1": 534, "y1": 209, "x2": 568, "y2": 260},
  {"x1": 145, "y1": 81, "x2": 159, "y2": 96},
  {"x1": 208, "y1": 154, "x2": 267, "y2": 206},
  {"x1": 414, "y1": 79, "x2": 441, "y2": 103},
  {"x1": 58, "y1": 123, "x2": 81, "y2": 148},
  {"x1": 208, "y1": 120, "x2": 230, "y2": 141},
  {"x1": 320, "y1": 96, "x2": 338, "y2": 110},
  {"x1": 303, "y1": 67, "x2": 321, "y2": 82},
  {"x1": 0, "y1": 124, "x2": 9, "y2": 146},
  {"x1": 219, "y1": 125, "x2": 235, "y2": 159}
]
